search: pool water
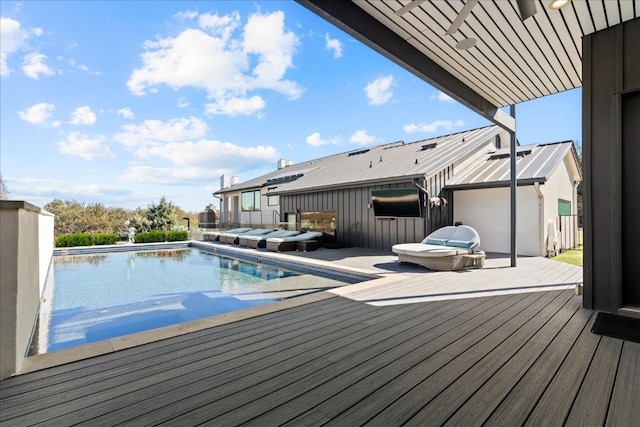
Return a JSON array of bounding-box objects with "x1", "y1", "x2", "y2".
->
[{"x1": 35, "y1": 248, "x2": 344, "y2": 354}]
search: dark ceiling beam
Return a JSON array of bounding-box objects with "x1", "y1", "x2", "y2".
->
[{"x1": 295, "y1": 0, "x2": 515, "y2": 133}]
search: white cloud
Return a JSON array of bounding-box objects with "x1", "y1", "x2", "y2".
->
[
  {"x1": 120, "y1": 138, "x2": 280, "y2": 184},
  {"x1": 117, "y1": 107, "x2": 135, "y2": 119},
  {"x1": 22, "y1": 52, "x2": 54, "y2": 79},
  {"x1": 126, "y1": 10, "x2": 302, "y2": 116},
  {"x1": 174, "y1": 9, "x2": 198, "y2": 21},
  {"x1": 177, "y1": 97, "x2": 190, "y2": 108},
  {"x1": 324, "y1": 33, "x2": 342, "y2": 59},
  {"x1": 0, "y1": 17, "x2": 29, "y2": 76},
  {"x1": 69, "y1": 106, "x2": 97, "y2": 125},
  {"x1": 403, "y1": 119, "x2": 465, "y2": 134},
  {"x1": 68, "y1": 58, "x2": 101, "y2": 75},
  {"x1": 18, "y1": 102, "x2": 55, "y2": 124},
  {"x1": 204, "y1": 95, "x2": 265, "y2": 116},
  {"x1": 134, "y1": 139, "x2": 279, "y2": 169},
  {"x1": 306, "y1": 132, "x2": 340, "y2": 147},
  {"x1": 365, "y1": 75, "x2": 394, "y2": 106},
  {"x1": 5, "y1": 177, "x2": 134, "y2": 204},
  {"x1": 349, "y1": 130, "x2": 377, "y2": 145},
  {"x1": 114, "y1": 117, "x2": 209, "y2": 148},
  {"x1": 198, "y1": 11, "x2": 241, "y2": 40},
  {"x1": 56, "y1": 132, "x2": 114, "y2": 160},
  {"x1": 119, "y1": 166, "x2": 222, "y2": 185},
  {"x1": 434, "y1": 91, "x2": 456, "y2": 103}
]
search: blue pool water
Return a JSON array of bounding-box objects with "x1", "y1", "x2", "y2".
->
[{"x1": 36, "y1": 248, "x2": 315, "y2": 353}]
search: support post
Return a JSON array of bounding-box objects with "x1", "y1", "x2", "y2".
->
[{"x1": 510, "y1": 105, "x2": 517, "y2": 267}]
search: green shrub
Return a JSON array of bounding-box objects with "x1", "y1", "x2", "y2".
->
[
  {"x1": 56, "y1": 232, "x2": 94, "y2": 247},
  {"x1": 167, "y1": 230, "x2": 188, "y2": 241},
  {"x1": 134, "y1": 230, "x2": 166, "y2": 243},
  {"x1": 94, "y1": 233, "x2": 118, "y2": 245},
  {"x1": 55, "y1": 234, "x2": 70, "y2": 247}
]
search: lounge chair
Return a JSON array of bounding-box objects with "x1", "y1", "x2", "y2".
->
[
  {"x1": 218, "y1": 228, "x2": 274, "y2": 245},
  {"x1": 392, "y1": 225, "x2": 484, "y2": 271},
  {"x1": 204, "y1": 227, "x2": 253, "y2": 242},
  {"x1": 266, "y1": 231, "x2": 324, "y2": 252},
  {"x1": 239, "y1": 230, "x2": 301, "y2": 248}
]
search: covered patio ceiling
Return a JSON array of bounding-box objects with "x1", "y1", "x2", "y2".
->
[{"x1": 296, "y1": 0, "x2": 638, "y2": 131}]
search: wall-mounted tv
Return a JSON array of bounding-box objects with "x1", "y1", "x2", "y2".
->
[{"x1": 371, "y1": 188, "x2": 423, "y2": 218}]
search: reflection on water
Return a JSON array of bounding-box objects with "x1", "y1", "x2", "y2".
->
[{"x1": 36, "y1": 248, "x2": 322, "y2": 354}]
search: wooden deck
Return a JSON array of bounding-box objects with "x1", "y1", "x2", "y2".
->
[{"x1": 1, "y1": 289, "x2": 638, "y2": 426}]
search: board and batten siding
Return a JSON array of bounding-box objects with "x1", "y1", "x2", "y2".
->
[
  {"x1": 279, "y1": 173, "x2": 454, "y2": 250},
  {"x1": 280, "y1": 183, "x2": 427, "y2": 250}
]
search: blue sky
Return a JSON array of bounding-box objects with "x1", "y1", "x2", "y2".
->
[{"x1": 0, "y1": 1, "x2": 581, "y2": 212}]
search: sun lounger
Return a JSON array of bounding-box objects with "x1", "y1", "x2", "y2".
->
[
  {"x1": 218, "y1": 228, "x2": 274, "y2": 245},
  {"x1": 266, "y1": 231, "x2": 324, "y2": 252},
  {"x1": 392, "y1": 225, "x2": 484, "y2": 271},
  {"x1": 239, "y1": 230, "x2": 301, "y2": 248},
  {"x1": 203, "y1": 227, "x2": 253, "y2": 242}
]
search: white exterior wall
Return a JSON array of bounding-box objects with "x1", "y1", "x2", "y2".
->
[
  {"x1": 0, "y1": 201, "x2": 54, "y2": 379},
  {"x1": 541, "y1": 155, "x2": 579, "y2": 250},
  {"x1": 454, "y1": 186, "x2": 542, "y2": 256}
]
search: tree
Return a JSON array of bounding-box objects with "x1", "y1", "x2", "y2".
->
[
  {"x1": 145, "y1": 196, "x2": 177, "y2": 231},
  {"x1": 0, "y1": 173, "x2": 9, "y2": 199}
]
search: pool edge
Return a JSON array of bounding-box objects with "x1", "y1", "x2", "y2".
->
[{"x1": 17, "y1": 290, "x2": 339, "y2": 376}]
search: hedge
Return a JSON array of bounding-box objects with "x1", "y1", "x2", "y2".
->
[
  {"x1": 134, "y1": 230, "x2": 166, "y2": 243},
  {"x1": 94, "y1": 233, "x2": 118, "y2": 245},
  {"x1": 167, "y1": 230, "x2": 188, "y2": 241},
  {"x1": 55, "y1": 232, "x2": 93, "y2": 247}
]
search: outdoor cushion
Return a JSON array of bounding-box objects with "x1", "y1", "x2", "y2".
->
[
  {"x1": 423, "y1": 237, "x2": 449, "y2": 246},
  {"x1": 446, "y1": 240, "x2": 474, "y2": 249}
]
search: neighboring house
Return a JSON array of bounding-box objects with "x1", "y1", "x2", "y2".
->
[{"x1": 214, "y1": 125, "x2": 582, "y2": 255}]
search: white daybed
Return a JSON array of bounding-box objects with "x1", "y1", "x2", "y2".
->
[{"x1": 392, "y1": 225, "x2": 485, "y2": 271}]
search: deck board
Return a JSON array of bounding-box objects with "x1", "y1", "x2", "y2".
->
[{"x1": 1, "y1": 289, "x2": 637, "y2": 427}]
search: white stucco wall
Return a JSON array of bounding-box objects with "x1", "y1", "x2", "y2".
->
[
  {"x1": 454, "y1": 186, "x2": 542, "y2": 256},
  {"x1": 0, "y1": 201, "x2": 52, "y2": 379},
  {"x1": 38, "y1": 211, "x2": 54, "y2": 296}
]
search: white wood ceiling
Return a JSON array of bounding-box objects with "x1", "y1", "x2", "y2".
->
[{"x1": 354, "y1": 0, "x2": 639, "y2": 107}]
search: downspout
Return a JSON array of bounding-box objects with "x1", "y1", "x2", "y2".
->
[
  {"x1": 534, "y1": 182, "x2": 545, "y2": 257},
  {"x1": 413, "y1": 176, "x2": 430, "y2": 230}
]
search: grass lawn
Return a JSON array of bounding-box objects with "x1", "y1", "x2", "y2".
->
[{"x1": 553, "y1": 247, "x2": 584, "y2": 267}]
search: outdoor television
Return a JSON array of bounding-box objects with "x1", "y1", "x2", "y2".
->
[{"x1": 371, "y1": 188, "x2": 423, "y2": 218}]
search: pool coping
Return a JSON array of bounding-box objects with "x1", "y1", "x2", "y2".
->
[{"x1": 18, "y1": 241, "x2": 386, "y2": 375}]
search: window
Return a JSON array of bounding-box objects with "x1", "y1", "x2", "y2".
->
[
  {"x1": 558, "y1": 199, "x2": 571, "y2": 215},
  {"x1": 241, "y1": 190, "x2": 261, "y2": 211},
  {"x1": 267, "y1": 195, "x2": 279, "y2": 206}
]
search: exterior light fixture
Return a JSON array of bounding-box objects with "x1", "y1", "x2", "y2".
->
[
  {"x1": 516, "y1": 0, "x2": 538, "y2": 20},
  {"x1": 549, "y1": 0, "x2": 570, "y2": 9},
  {"x1": 456, "y1": 37, "x2": 477, "y2": 50}
]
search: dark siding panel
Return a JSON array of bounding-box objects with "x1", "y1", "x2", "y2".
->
[{"x1": 583, "y1": 18, "x2": 640, "y2": 312}]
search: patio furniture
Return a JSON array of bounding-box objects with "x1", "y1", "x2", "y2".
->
[
  {"x1": 239, "y1": 230, "x2": 300, "y2": 248},
  {"x1": 296, "y1": 240, "x2": 321, "y2": 252},
  {"x1": 218, "y1": 228, "x2": 274, "y2": 245},
  {"x1": 266, "y1": 231, "x2": 324, "y2": 252},
  {"x1": 205, "y1": 227, "x2": 253, "y2": 242},
  {"x1": 392, "y1": 225, "x2": 484, "y2": 271}
]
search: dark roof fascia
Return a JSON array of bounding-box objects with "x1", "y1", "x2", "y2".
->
[
  {"x1": 269, "y1": 175, "x2": 427, "y2": 196},
  {"x1": 445, "y1": 178, "x2": 545, "y2": 191}
]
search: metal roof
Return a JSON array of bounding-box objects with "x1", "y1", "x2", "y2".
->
[
  {"x1": 296, "y1": 1, "x2": 639, "y2": 131},
  {"x1": 445, "y1": 140, "x2": 582, "y2": 189},
  {"x1": 215, "y1": 125, "x2": 503, "y2": 195}
]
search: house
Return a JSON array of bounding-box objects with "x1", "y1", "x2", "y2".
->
[
  {"x1": 214, "y1": 125, "x2": 581, "y2": 256},
  {"x1": 447, "y1": 141, "x2": 582, "y2": 256}
]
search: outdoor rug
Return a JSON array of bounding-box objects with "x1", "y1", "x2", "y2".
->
[{"x1": 591, "y1": 312, "x2": 640, "y2": 343}]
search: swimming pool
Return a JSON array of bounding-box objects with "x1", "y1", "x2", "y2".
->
[{"x1": 34, "y1": 247, "x2": 352, "y2": 354}]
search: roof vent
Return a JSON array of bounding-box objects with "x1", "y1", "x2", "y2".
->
[
  {"x1": 420, "y1": 143, "x2": 437, "y2": 151},
  {"x1": 263, "y1": 173, "x2": 304, "y2": 186},
  {"x1": 348, "y1": 149, "x2": 370, "y2": 157},
  {"x1": 489, "y1": 147, "x2": 532, "y2": 160}
]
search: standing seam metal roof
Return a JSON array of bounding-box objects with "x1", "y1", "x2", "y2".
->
[
  {"x1": 215, "y1": 126, "x2": 503, "y2": 196},
  {"x1": 445, "y1": 141, "x2": 581, "y2": 189}
]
